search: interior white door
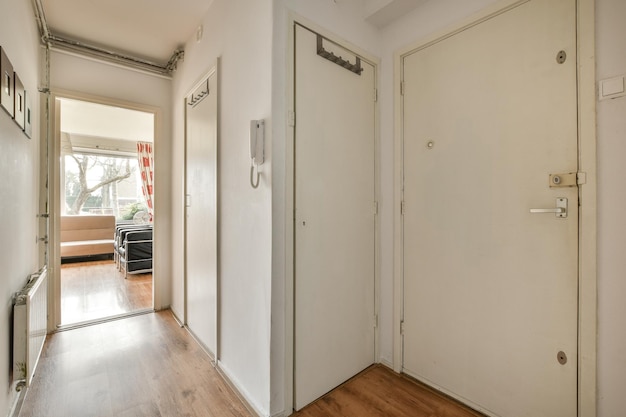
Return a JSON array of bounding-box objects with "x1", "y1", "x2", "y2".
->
[
  {"x1": 402, "y1": 1, "x2": 578, "y2": 416},
  {"x1": 185, "y1": 71, "x2": 218, "y2": 356},
  {"x1": 294, "y1": 24, "x2": 376, "y2": 410}
]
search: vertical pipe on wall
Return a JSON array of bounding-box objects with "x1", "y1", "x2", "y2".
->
[
  {"x1": 38, "y1": 42, "x2": 55, "y2": 331},
  {"x1": 38, "y1": 44, "x2": 50, "y2": 268}
]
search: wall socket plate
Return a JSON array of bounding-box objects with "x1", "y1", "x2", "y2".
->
[{"x1": 599, "y1": 75, "x2": 625, "y2": 101}]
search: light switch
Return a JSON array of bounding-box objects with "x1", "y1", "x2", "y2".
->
[{"x1": 600, "y1": 75, "x2": 626, "y2": 100}]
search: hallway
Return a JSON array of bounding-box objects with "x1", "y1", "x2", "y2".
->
[
  {"x1": 19, "y1": 312, "x2": 483, "y2": 417},
  {"x1": 4, "y1": 0, "x2": 620, "y2": 415},
  {"x1": 19, "y1": 312, "x2": 253, "y2": 417}
]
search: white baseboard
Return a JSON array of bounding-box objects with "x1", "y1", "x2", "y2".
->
[
  {"x1": 216, "y1": 360, "x2": 267, "y2": 417},
  {"x1": 7, "y1": 383, "x2": 26, "y2": 417},
  {"x1": 378, "y1": 358, "x2": 394, "y2": 370}
]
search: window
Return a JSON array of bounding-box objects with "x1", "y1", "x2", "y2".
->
[{"x1": 63, "y1": 152, "x2": 146, "y2": 221}]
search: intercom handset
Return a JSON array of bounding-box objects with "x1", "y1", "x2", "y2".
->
[
  {"x1": 250, "y1": 120, "x2": 265, "y2": 165},
  {"x1": 250, "y1": 119, "x2": 265, "y2": 188}
]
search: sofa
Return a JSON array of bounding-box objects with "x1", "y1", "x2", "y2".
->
[{"x1": 60, "y1": 215, "x2": 116, "y2": 259}]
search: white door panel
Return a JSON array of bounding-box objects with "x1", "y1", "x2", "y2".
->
[
  {"x1": 402, "y1": 1, "x2": 578, "y2": 416},
  {"x1": 185, "y1": 72, "x2": 218, "y2": 356},
  {"x1": 294, "y1": 24, "x2": 376, "y2": 410}
]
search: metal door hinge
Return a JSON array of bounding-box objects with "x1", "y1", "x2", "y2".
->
[
  {"x1": 374, "y1": 88, "x2": 378, "y2": 102},
  {"x1": 400, "y1": 201, "x2": 405, "y2": 215},
  {"x1": 400, "y1": 81, "x2": 405, "y2": 96},
  {"x1": 374, "y1": 201, "x2": 379, "y2": 215},
  {"x1": 288, "y1": 111, "x2": 296, "y2": 127},
  {"x1": 400, "y1": 320, "x2": 405, "y2": 335}
]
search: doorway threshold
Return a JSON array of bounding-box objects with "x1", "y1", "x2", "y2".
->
[{"x1": 55, "y1": 308, "x2": 155, "y2": 332}]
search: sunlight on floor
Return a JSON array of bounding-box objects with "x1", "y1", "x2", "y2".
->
[{"x1": 61, "y1": 260, "x2": 152, "y2": 325}]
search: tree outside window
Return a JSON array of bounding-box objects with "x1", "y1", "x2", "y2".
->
[{"x1": 64, "y1": 153, "x2": 146, "y2": 220}]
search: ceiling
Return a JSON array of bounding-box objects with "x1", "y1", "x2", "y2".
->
[
  {"x1": 37, "y1": 0, "x2": 424, "y2": 74},
  {"x1": 40, "y1": 0, "x2": 213, "y2": 67},
  {"x1": 364, "y1": 0, "x2": 428, "y2": 27},
  {"x1": 60, "y1": 98, "x2": 154, "y2": 143}
]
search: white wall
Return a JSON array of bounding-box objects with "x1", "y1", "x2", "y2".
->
[
  {"x1": 596, "y1": 0, "x2": 626, "y2": 415},
  {"x1": 170, "y1": 0, "x2": 274, "y2": 414},
  {"x1": 270, "y1": 3, "x2": 289, "y2": 414},
  {"x1": 271, "y1": 1, "x2": 503, "y2": 400},
  {"x1": 270, "y1": 1, "x2": 605, "y2": 416},
  {"x1": 270, "y1": 7, "x2": 511, "y2": 407},
  {"x1": 0, "y1": 0, "x2": 41, "y2": 414},
  {"x1": 8, "y1": 1, "x2": 617, "y2": 417},
  {"x1": 270, "y1": 1, "x2": 381, "y2": 414},
  {"x1": 284, "y1": 0, "x2": 382, "y2": 50},
  {"x1": 49, "y1": 51, "x2": 172, "y2": 310},
  {"x1": 270, "y1": 1, "x2": 500, "y2": 414}
]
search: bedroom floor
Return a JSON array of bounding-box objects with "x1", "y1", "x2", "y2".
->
[{"x1": 61, "y1": 259, "x2": 152, "y2": 325}]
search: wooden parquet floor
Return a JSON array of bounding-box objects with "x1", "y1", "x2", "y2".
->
[
  {"x1": 23, "y1": 288, "x2": 484, "y2": 417},
  {"x1": 19, "y1": 311, "x2": 254, "y2": 417},
  {"x1": 294, "y1": 365, "x2": 485, "y2": 417},
  {"x1": 61, "y1": 259, "x2": 152, "y2": 325}
]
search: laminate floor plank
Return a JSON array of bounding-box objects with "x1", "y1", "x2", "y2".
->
[
  {"x1": 61, "y1": 260, "x2": 152, "y2": 325},
  {"x1": 23, "y1": 312, "x2": 484, "y2": 416},
  {"x1": 293, "y1": 365, "x2": 485, "y2": 417},
  {"x1": 19, "y1": 311, "x2": 254, "y2": 417}
]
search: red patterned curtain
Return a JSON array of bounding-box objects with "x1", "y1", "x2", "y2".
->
[{"x1": 137, "y1": 141, "x2": 154, "y2": 221}]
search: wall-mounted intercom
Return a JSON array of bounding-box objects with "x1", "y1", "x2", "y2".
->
[
  {"x1": 250, "y1": 119, "x2": 265, "y2": 188},
  {"x1": 250, "y1": 119, "x2": 265, "y2": 166}
]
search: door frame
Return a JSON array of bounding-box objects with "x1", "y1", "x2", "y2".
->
[
  {"x1": 47, "y1": 88, "x2": 162, "y2": 330},
  {"x1": 392, "y1": 0, "x2": 597, "y2": 416},
  {"x1": 284, "y1": 13, "x2": 381, "y2": 414},
  {"x1": 182, "y1": 61, "x2": 220, "y2": 360}
]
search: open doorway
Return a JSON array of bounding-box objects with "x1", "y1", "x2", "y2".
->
[{"x1": 57, "y1": 97, "x2": 155, "y2": 326}]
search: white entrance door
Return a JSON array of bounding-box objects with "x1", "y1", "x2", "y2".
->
[
  {"x1": 185, "y1": 70, "x2": 218, "y2": 356},
  {"x1": 294, "y1": 24, "x2": 376, "y2": 410},
  {"x1": 401, "y1": 1, "x2": 578, "y2": 416}
]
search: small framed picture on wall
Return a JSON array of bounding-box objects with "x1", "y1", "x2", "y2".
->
[
  {"x1": 24, "y1": 90, "x2": 32, "y2": 138},
  {"x1": 0, "y1": 46, "x2": 15, "y2": 117},
  {"x1": 14, "y1": 72, "x2": 25, "y2": 129}
]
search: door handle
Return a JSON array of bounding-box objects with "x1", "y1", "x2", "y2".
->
[
  {"x1": 530, "y1": 208, "x2": 565, "y2": 213},
  {"x1": 530, "y1": 198, "x2": 567, "y2": 218}
]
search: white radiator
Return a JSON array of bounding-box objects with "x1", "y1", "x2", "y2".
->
[{"x1": 13, "y1": 267, "x2": 47, "y2": 390}]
